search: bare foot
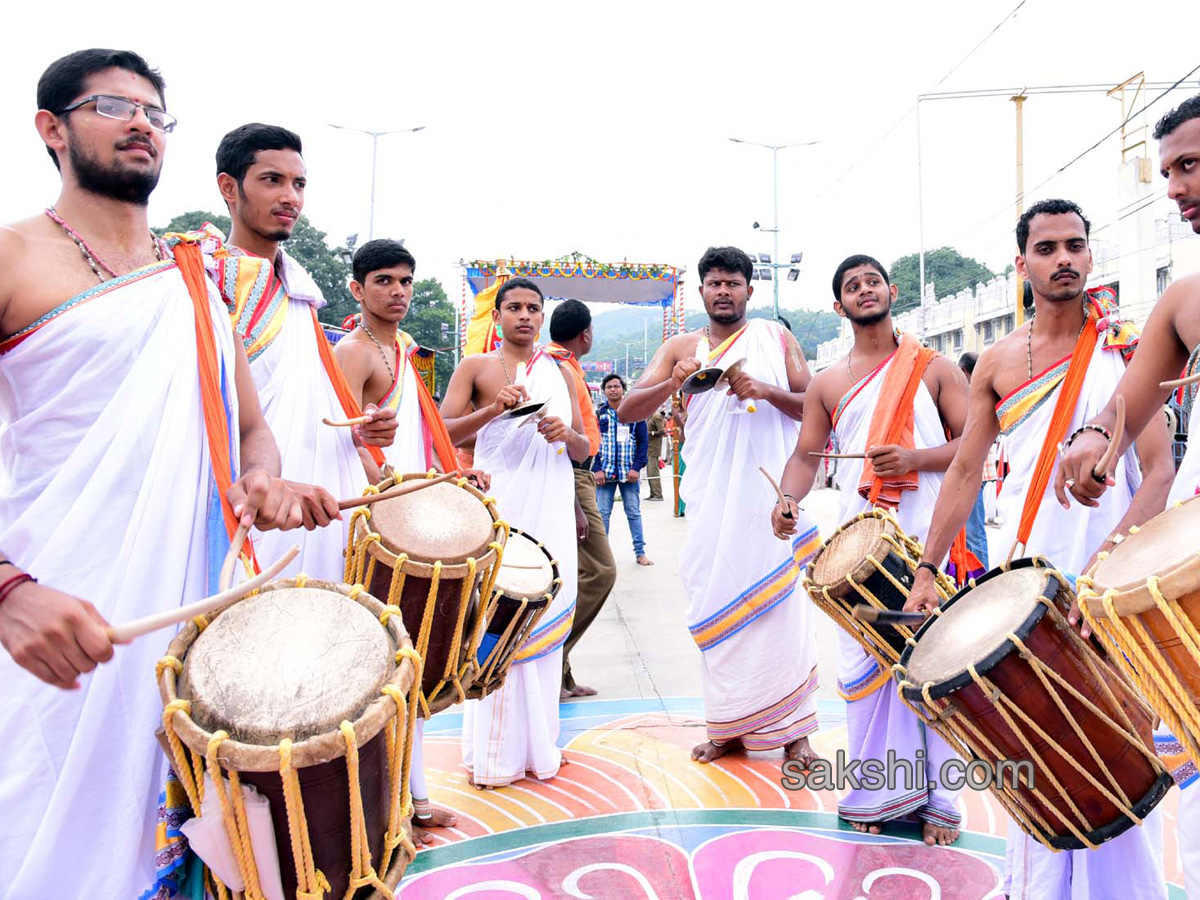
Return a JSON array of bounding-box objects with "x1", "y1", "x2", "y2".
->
[
  {"x1": 412, "y1": 808, "x2": 455, "y2": 847},
  {"x1": 570, "y1": 683, "x2": 598, "y2": 697},
  {"x1": 637, "y1": 555, "x2": 654, "y2": 566},
  {"x1": 922, "y1": 821, "x2": 960, "y2": 846},
  {"x1": 560, "y1": 688, "x2": 573, "y2": 701},
  {"x1": 691, "y1": 738, "x2": 737, "y2": 763},
  {"x1": 784, "y1": 736, "x2": 820, "y2": 769},
  {"x1": 849, "y1": 820, "x2": 883, "y2": 835},
  {"x1": 466, "y1": 772, "x2": 503, "y2": 790}
]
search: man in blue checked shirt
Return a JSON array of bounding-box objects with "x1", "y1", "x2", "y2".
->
[{"x1": 594, "y1": 374, "x2": 653, "y2": 565}]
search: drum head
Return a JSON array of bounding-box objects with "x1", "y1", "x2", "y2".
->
[
  {"x1": 901, "y1": 563, "x2": 1055, "y2": 697},
  {"x1": 809, "y1": 513, "x2": 891, "y2": 590},
  {"x1": 1089, "y1": 495, "x2": 1200, "y2": 595},
  {"x1": 495, "y1": 531, "x2": 554, "y2": 599},
  {"x1": 370, "y1": 480, "x2": 494, "y2": 563},
  {"x1": 179, "y1": 587, "x2": 393, "y2": 745}
]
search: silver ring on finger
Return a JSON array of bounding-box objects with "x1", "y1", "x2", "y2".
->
[{"x1": 1065, "y1": 478, "x2": 1076, "y2": 489}]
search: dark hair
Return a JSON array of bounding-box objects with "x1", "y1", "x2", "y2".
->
[
  {"x1": 1153, "y1": 94, "x2": 1200, "y2": 141},
  {"x1": 958, "y1": 352, "x2": 978, "y2": 374},
  {"x1": 37, "y1": 49, "x2": 166, "y2": 169},
  {"x1": 549, "y1": 298, "x2": 591, "y2": 343},
  {"x1": 352, "y1": 239, "x2": 415, "y2": 285},
  {"x1": 1016, "y1": 198, "x2": 1090, "y2": 254},
  {"x1": 832, "y1": 254, "x2": 889, "y2": 299},
  {"x1": 602, "y1": 373, "x2": 626, "y2": 390},
  {"x1": 697, "y1": 246, "x2": 753, "y2": 283},
  {"x1": 216, "y1": 123, "x2": 303, "y2": 184},
  {"x1": 495, "y1": 277, "x2": 543, "y2": 310}
]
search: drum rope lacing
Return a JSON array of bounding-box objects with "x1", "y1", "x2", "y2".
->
[
  {"x1": 894, "y1": 579, "x2": 1169, "y2": 852},
  {"x1": 159, "y1": 579, "x2": 424, "y2": 900},
  {"x1": 1076, "y1": 559, "x2": 1200, "y2": 767}
]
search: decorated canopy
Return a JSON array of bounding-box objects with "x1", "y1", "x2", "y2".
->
[{"x1": 460, "y1": 253, "x2": 685, "y2": 356}]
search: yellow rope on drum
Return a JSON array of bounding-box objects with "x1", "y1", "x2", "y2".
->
[
  {"x1": 339, "y1": 720, "x2": 393, "y2": 899},
  {"x1": 205, "y1": 732, "x2": 265, "y2": 898},
  {"x1": 379, "y1": 683, "x2": 416, "y2": 871},
  {"x1": 278, "y1": 738, "x2": 329, "y2": 900},
  {"x1": 412, "y1": 561, "x2": 442, "y2": 717},
  {"x1": 447, "y1": 558, "x2": 478, "y2": 702},
  {"x1": 344, "y1": 508, "x2": 373, "y2": 583},
  {"x1": 161, "y1": 698, "x2": 202, "y2": 813}
]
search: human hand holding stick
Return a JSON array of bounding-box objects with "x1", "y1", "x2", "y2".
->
[{"x1": 336, "y1": 471, "x2": 458, "y2": 511}]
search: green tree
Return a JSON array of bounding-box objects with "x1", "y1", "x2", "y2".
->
[
  {"x1": 157, "y1": 210, "x2": 355, "y2": 326},
  {"x1": 889, "y1": 247, "x2": 995, "y2": 313},
  {"x1": 401, "y1": 278, "x2": 457, "y2": 394}
]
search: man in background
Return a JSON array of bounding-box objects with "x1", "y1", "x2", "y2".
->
[
  {"x1": 646, "y1": 405, "x2": 667, "y2": 500},
  {"x1": 594, "y1": 374, "x2": 652, "y2": 565}
]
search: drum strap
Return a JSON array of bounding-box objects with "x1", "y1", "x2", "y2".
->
[
  {"x1": 1013, "y1": 309, "x2": 1099, "y2": 554},
  {"x1": 172, "y1": 237, "x2": 258, "y2": 570},
  {"x1": 312, "y1": 308, "x2": 387, "y2": 469}
]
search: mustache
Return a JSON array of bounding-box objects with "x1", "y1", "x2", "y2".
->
[
  {"x1": 116, "y1": 137, "x2": 157, "y2": 157},
  {"x1": 1052, "y1": 268, "x2": 1080, "y2": 281}
]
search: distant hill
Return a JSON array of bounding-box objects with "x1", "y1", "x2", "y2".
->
[{"x1": 585, "y1": 304, "x2": 840, "y2": 380}]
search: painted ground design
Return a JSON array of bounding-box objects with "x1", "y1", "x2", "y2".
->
[{"x1": 399, "y1": 697, "x2": 1186, "y2": 898}]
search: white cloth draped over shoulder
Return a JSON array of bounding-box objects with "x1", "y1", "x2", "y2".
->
[
  {"x1": 828, "y1": 349, "x2": 962, "y2": 828},
  {"x1": 379, "y1": 331, "x2": 433, "y2": 472},
  {"x1": 208, "y1": 244, "x2": 366, "y2": 583},
  {"x1": 462, "y1": 349, "x2": 578, "y2": 785},
  {"x1": 0, "y1": 260, "x2": 240, "y2": 899},
  {"x1": 680, "y1": 319, "x2": 821, "y2": 750},
  {"x1": 992, "y1": 334, "x2": 1165, "y2": 900}
]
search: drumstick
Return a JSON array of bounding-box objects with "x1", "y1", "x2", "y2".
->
[
  {"x1": 106, "y1": 544, "x2": 299, "y2": 644},
  {"x1": 809, "y1": 451, "x2": 867, "y2": 460},
  {"x1": 1091, "y1": 395, "x2": 1126, "y2": 481},
  {"x1": 758, "y1": 466, "x2": 794, "y2": 520},
  {"x1": 1161, "y1": 371, "x2": 1200, "y2": 389},
  {"x1": 218, "y1": 523, "x2": 250, "y2": 594},
  {"x1": 337, "y1": 471, "x2": 458, "y2": 511},
  {"x1": 852, "y1": 604, "x2": 929, "y2": 626},
  {"x1": 322, "y1": 415, "x2": 371, "y2": 427}
]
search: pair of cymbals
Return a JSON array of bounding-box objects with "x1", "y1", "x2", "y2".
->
[{"x1": 680, "y1": 357, "x2": 748, "y2": 396}]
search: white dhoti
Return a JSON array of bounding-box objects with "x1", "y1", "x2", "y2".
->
[
  {"x1": 828, "y1": 349, "x2": 962, "y2": 827},
  {"x1": 681, "y1": 320, "x2": 820, "y2": 750},
  {"x1": 212, "y1": 248, "x2": 365, "y2": 582},
  {"x1": 995, "y1": 329, "x2": 1163, "y2": 900},
  {"x1": 0, "y1": 257, "x2": 240, "y2": 899},
  {"x1": 461, "y1": 350, "x2": 577, "y2": 785}
]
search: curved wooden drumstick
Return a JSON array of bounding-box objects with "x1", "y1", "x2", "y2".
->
[
  {"x1": 107, "y1": 544, "x2": 299, "y2": 644},
  {"x1": 322, "y1": 415, "x2": 371, "y2": 427},
  {"x1": 218, "y1": 523, "x2": 249, "y2": 594},
  {"x1": 759, "y1": 466, "x2": 794, "y2": 520},
  {"x1": 808, "y1": 451, "x2": 868, "y2": 460},
  {"x1": 1161, "y1": 371, "x2": 1200, "y2": 389},
  {"x1": 852, "y1": 604, "x2": 929, "y2": 626},
  {"x1": 337, "y1": 471, "x2": 458, "y2": 511},
  {"x1": 1092, "y1": 395, "x2": 1126, "y2": 481}
]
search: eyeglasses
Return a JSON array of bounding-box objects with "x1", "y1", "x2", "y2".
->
[{"x1": 57, "y1": 94, "x2": 177, "y2": 133}]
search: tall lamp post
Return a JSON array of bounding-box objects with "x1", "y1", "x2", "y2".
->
[
  {"x1": 328, "y1": 123, "x2": 426, "y2": 241},
  {"x1": 729, "y1": 138, "x2": 818, "y2": 321}
]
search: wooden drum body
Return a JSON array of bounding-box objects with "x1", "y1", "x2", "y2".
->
[
  {"x1": 1078, "y1": 495, "x2": 1200, "y2": 763},
  {"x1": 895, "y1": 559, "x2": 1172, "y2": 851},
  {"x1": 346, "y1": 472, "x2": 507, "y2": 716},
  {"x1": 468, "y1": 529, "x2": 560, "y2": 700},
  {"x1": 805, "y1": 508, "x2": 954, "y2": 668},
  {"x1": 158, "y1": 578, "x2": 421, "y2": 899}
]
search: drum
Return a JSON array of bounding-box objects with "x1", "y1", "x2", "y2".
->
[
  {"x1": 157, "y1": 577, "x2": 420, "y2": 899},
  {"x1": 468, "y1": 529, "x2": 559, "y2": 700},
  {"x1": 895, "y1": 558, "x2": 1172, "y2": 851},
  {"x1": 1077, "y1": 495, "x2": 1200, "y2": 763},
  {"x1": 346, "y1": 471, "x2": 507, "y2": 716},
  {"x1": 805, "y1": 508, "x2": 955, "y2": 668}
]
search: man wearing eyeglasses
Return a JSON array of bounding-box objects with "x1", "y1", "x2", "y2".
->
[{"x1": 0, "y1": 49, "x2": 306, "y2": 900}]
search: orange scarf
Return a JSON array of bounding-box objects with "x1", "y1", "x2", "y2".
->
[
  {"x1": 858, "y1": 333, "x2": 937, "y2": 508},
  {"x1": 314, "y1": 311, "x2": 458, "y2": 474},
  {"x1": 1013, "y1": 310, "x2": 1099, "y2": 552},
  {"x1": 173, "y1": 239, "x2": 257, "y2": 570}
]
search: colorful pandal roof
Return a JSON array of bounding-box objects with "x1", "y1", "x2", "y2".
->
[{"x1": 464, "y1": 254, "x2": 681, "y2": 307}]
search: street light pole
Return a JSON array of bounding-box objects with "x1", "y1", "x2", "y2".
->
[
  {"x1": 728, "y1": 138, "x2": 818, "y2": 322},
  {"x1": 328, "y1": 123, "x2": 426, "y2": 241}
]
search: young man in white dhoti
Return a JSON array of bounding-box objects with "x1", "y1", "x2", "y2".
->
[
  {"x1": 0, "y1": 49, "x2": 309, "y2": 900},
  {"x1": 771, "y1": 254, "x2": 971, "y2": 846},
  {"x1": 618, "y1": 246, "x2": 820, "y2": 769},
  {"x1": 212, "y1": 124, "x2": 397, "y2": 583},
  {"x1": 1056, "y1": 94, "x2": 1200, "y2": 900},
  {"x1": 337, "y1": 238, "x2": 471, "y2": 840},
  {"x1": 907, "y1": 199, "x2": 1175, "y2": 900},
  {"x1": 441, "y1": 277, "x2": 590, "y2": 787}
]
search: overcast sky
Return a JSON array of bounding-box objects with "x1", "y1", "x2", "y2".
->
[{"x1": 4, "y1": 2, "x2": 1198, "y2": 321}]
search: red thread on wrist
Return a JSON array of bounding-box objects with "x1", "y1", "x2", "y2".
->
[{"x1": 0, "y1": 572, "x2": 36, "y2": 607}]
